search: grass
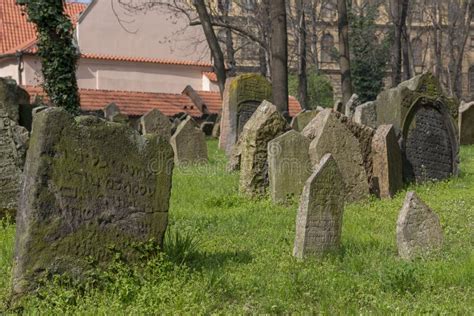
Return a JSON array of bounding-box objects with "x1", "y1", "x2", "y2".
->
[{"x1": 1, "y1": 140, "x2": 473, "y2": 314}]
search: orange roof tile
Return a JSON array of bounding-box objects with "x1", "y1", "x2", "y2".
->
[
  {"x1": 0, "y1": 0, "x2": 86, "y2": 54},
  {"x1": 81, "y1": 53, "x2": 213, "y2": 68},
  {"x1": 203, "y1": 72, "x2": 218, "y2": 82},
  {"x1": 23, "y1": 86, "x2": 301, "y2": 118},
  {"x1": 24, "y1": 86, "x2": 202, "y2": 117}
]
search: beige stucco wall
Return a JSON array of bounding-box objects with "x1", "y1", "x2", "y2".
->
[
  {"x1": 77, "y1": 0, "x2": 210, "y2": 63},
  {"x1": 0, "y1": 59, "x2": 18, "y2": 83}
]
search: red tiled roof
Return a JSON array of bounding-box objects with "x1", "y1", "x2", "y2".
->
[
  {"x1": 24, "y1": 86, "x2": 202, "y2": 117},
  {"x1": 0, "y1": 0, "x2": 86, "y2": 54},
  {"x1": 81, "y1": 53, "x2": 213, "y2": 67},
  {"x1": 203, "y1": 72, "x2": 218, "y2": 82},
  {"x1": 23, "y1": 86, "x2": 302, "y2": 118}
]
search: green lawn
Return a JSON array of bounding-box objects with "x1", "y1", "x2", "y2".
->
[{"x1": 1, "y1": 141, "x2": 473, "y2": 314}]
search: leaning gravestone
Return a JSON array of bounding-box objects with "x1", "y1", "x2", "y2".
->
[
  {"x1": 170, "y1": 116, "x2": 208, "y2": 165},
  {"x1": 290, "y1": 110, "x2": 320, "y2": 132},
  {"x1": 459, "y1": 101, "x2": 474, "y2": 145},
  {"x1": 353, "y1": 101, "x2": 377, "y2": 128},
  {"x1": 303, "y1": 109, "x2": 370, "y2": 202},
  {"x1": 219, "y1": 74, "x2": 272, "y2": 156},
  {"x1": 103, "y1": 102, "x2": 120, "y2": 120},
  {"x1": 344, "y1": 93, "x2": 360, "y2": 118},
  {"x1": 374, "y1": 73, "x2": 459, "y2": 183},
  {"x1": 268, "y1": 130, "x2": 312, "y2": 203},
  {"x1": 12, "y1": 108, "x2": 174, "y2": 297},
  {"x1": 396, "y1": 192, "x2": 443, "y2": 260},
  {"x1": 0, "y1": 79, "x2": 30, "y2": 218},
  {"x1": 293, "y1": 154, "x2": 345, "y2": 259},
  {"x1": 371, "y1": 125, "x2": 403, "y2": 198},
  {"x1": 239, "y1": 101, "x2": 287, "y2": 196},
  {"x1": 140, "y1": 109, "x2": 172, "y2": 140}
]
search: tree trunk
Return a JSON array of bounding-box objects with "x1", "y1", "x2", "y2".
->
[
  {"x1": 337, "y1": 0, "x2": 352, "y2": 104},
  {"x1": 193, "y1": 0, "x2": 226, "y2": 97},
  {"x1": 297, "y1": 0, "x2": 308, "y2": 110},
  {"x1": 220, "y1": 0, "x2": 236, "y2": 77},
  {"x1": 270, "y1": 0, "x2": 289, "y2": 114},
  {"x1": 390, "y1": 0, "x2": 402, "y2": 86},
  {"x1": 400, "y1": 0, "x2": 410, "y2": 81}
]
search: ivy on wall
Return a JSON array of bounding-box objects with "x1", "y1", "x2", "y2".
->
[{"x1": 22, "y1": 0, "x2": 80, "y2": 115}]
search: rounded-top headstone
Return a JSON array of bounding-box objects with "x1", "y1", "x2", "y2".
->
[
  {"x1": 140, "y1": 109, "x2": 172, "y2": 140},
  {"x1": 170, "y1": 116, "x2": 208, "y2": 165}
]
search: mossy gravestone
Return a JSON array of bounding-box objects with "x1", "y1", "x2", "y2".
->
[
  {"x1": 170, "y1": 116, "x2": 208, "y2": 166},
  {"x1": 459, "y1": 101, "x2": 474, "y2": 145},
  {"x1": 12, "y1": 108, "x2": 174, "y2": 297},
  {"x1": 239, "y1": 101, "x2": 287, "y2": 196},
  {"x1": 302, "y1": 109, "x2": 370, "y2": 202},
  {"x1": 219, "y1": 74, "x2": 272, "y2": 156},
  {"x1": 268, "y1": 130, "x2": 312, "y2": 203},
  {"x1": 0, "y1": 78, "x2": 30, "y2": 218},
  {"x1": 396, "y1": 192, "x2": 443, "y2": 260},
  {"x1": 293, "y1": 154, "x2": 345, "y2": 259},
  {"x1": 140, "y1": 109, "x2": 172, "y2": 140},
  {"x1": 290, "y1": 110, "x2": 320, "y2": 132}
]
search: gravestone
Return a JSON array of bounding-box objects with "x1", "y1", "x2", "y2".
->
[
  {"x1": 293, "y1": 154, "x2": 345, "y2": 259},
  {"x1": 170, "y1": 116, "x2": 208, "y2": 165},
  {"x1": 375, "y1": 73, "x2": 459, "y2": 183},
  {"x1": 371, "y1": 125, "x2": 403, "y2": 198},
  {"x1": 304, "y1": 109, "x2": 370, "y2": 202},
  {"x1": 344, "y1": 94, "x2": 360, "y2": 118},
  {"x1": 103, "y1": 103, "x2": 120, "y2": 120},
  {"x1": 0, "y1": 79, "x2": 30, "y2": 218},
  {"x1": 396, "y1": 192, "x2": 443, "y2": 260},
  {"x1": 12, "y1": 108, "x2": 174, "y2": 297},
  {"x1": 219, "y1": 74, "x2": 272, "y2": 156},
  {"x1": 268, "y1": 130, "x2": 312, "y2": 203},
  {"x1": 239, "y1": 101, "x2": 287, "y2": 196},
  {"x1": 290, "y1": 110, "x2": 320, "y2": 132},
  {"x1": 403, "y1": 97, "x2": 458, "y2": 183},
  {"x1": 459, "y1": 101, "x2": 474, "y2": 145},
  {"x1": 353, "y1": 101, "x2": 377, "y2": 128},
  {"x1": 140, "y1": 109, "x2": 172, "y2": 140}
]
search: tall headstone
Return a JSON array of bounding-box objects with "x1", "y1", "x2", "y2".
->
[
  {"x1": 140, "y1": 109, "x2": 172, "y2": 140},
  {"x1": 304, "y1": 109, "x2": 370, "y2": 202},
  {"x1": 372, "y1": 125, "x2": 403, "y2": 198},
  {"x1": 268, "y1": 130, "x2": 312, "y2": 203},
  {"x1": 239, "y1": 101, "x2": 287, "y2": 196},
  {"x1": 396, "y1": 192, "x2": 443, "y2": 260},
  {"x1": 375, "y1": 73, "x2": 459, "y2": 183},
  {"x1": 12, "y1": 108, "x2": 174, "y2": 297},
  {"x1": 459, "y1": 101, "x2": 474, "y2": 145},
  {"x1": 103, "y1": 103, "x2": 120, "y2": 120},
  {"x1": 353, "y1": 101, "x2": 377, "y2": 128},
  {"x1": 170, "y1": 116, "x2": 208, "y2": 165},
  {"x1": 219, "y1": 74, "x2": 272, "y2": 156},
  {"x1": 290, "y1": 110, "x2": 320, "y2": 132},
  {"x1": 293, "y1": 154, "x2": 345, "y2": 259},
  {"x1": 0, "y1": 79, "x2": 30, "y2": 218},
  {"x1": 344, "y1": 94, "x2": 360, "y2": 118}
]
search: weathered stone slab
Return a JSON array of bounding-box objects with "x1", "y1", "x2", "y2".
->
[
  {"x1": 239, "y1": 101, "x2": 287, "y2": 196},
  {"x1": 305, "y1": 109, "x2": 370, "y2": 202},
  {"x1": 402, "y1": 97, "x2": 459, "y2": 183},
  {"x1": 103, "y1": 103, "x2": 120, "y2": 121},
  {"x1": 396, "y1": 192, "x2": 443, "y2": 260},
  {"x1": 0, "y1": 78, "x2": 30, "y2": 123},
  {"x1": 353, "y1": 101, "x2": 377, "y2": 128},
  {"x1": 290, "y1": 110, "x2": 320, "y2": 132},
  {"x1": 459, "y1": 101, "x2": 474, "y2": 145},
  {"x1": 293, "y1": 154, "x2": 345, "y2": 258},
  {"x1": 12, "y1": 108, "x2": 174, "y2": 296},
  {"x1": 268, "y1": 130, "x2": 312, "y2": 203},
  {"x1": 372, "y1": 125, "x2": 403, "y2": 198},
  {"x1": 140, "y1": 109, "x2": 172, "y2": 140},
  {"x1": 171, "y1": 116, "x2": 208, "y2": 165},
  {"x1": 344, "y1": 94, "x2": 360, "y2": 118},
  {"x1": 219, "y1": 74, "x2": 272, "y2": 156}
]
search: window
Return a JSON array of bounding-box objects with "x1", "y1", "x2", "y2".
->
[
  {"x1": 469, "y1": 66, "x2": 474, "y2": 99},
  {"x1": 321, "y1": 33, "x2": 335, "y2": 63},
  {"x1": 412, "y1": 38, "x2": 423, "y2": 66}
]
